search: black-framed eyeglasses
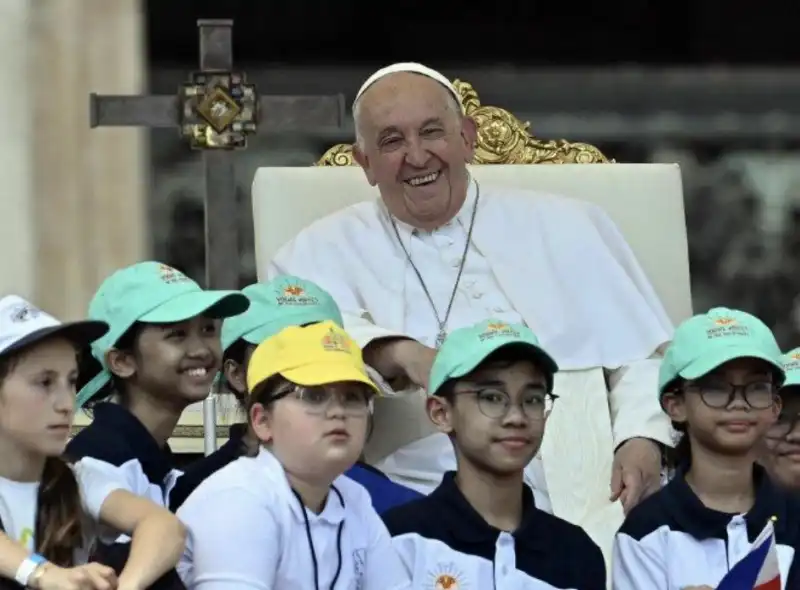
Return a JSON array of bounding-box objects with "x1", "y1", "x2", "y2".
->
[
  {"x1": 684, "y1": 380, "x2": 777, "y2": 410},
  {"x1": 270, "y1": 384, "x2": 374, "y2": 416},
  {"x1": 456, "y1": 387, "x2": 557, "y2": 420}
]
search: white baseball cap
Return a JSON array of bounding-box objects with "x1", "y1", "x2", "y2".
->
[
  {"x1": 354, "y1": 62, "x2": 464, "y2": 113},
  {"x1": 0, "y1": 295, "x2": 108, "y2": 357}
]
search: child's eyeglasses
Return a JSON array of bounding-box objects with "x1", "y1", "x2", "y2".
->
[
  {"x1": 684, "y1": 381, "x2": 776, "y2": 410},
  {"x1": 456, "y1": 388, "x2": 557, "y2": 420},
  {"x1": 270, "y1": 384, "x2": 374, "y2": 416}
]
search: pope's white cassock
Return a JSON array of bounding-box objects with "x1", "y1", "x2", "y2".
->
[{"x1": 265, "y1": 177, "x2": 674, "y2": 560}]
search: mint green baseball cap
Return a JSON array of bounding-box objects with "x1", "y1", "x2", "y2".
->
[
  {"x1": 428, "y1": 319, "x2": 558, "y2": 395},
  {"x1": 657, "y1": 307, "x2": 785, "y2": 396},
  {"x1": 220, "y1": 276, "x2": 343, "y2": 352},
  {"x1": 76, "y1": 261, "x2": 250, "y2": 408},
  {"x1": 781, "y1": 348, "x2": 800, "y2": 388}
]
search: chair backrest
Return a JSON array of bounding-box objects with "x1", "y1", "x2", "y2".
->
[{"x1": 252, "y1": 78, "x2": 692, "y2": 324}]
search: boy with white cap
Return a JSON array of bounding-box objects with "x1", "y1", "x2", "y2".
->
[{"x1": 381, "y1": 319, "x2": 605, "y2": 589}]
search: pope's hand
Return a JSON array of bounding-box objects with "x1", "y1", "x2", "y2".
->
[
  {"x1": 610, "y1": 437, "x2": 662, "y2": 514},
  {"x1": 363, "y1": 338, "x2": 437, "y2": 391}
]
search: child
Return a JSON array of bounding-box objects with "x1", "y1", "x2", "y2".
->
[
  {"x1": 0, "y1": 295, "x2": 186, "y2": 589},
  {"x1": 761, "y1": 347, "x2": 800, "y2": 491},
  {"x1": 68, "y1": 261, "x2": 248, "y2": 505},
  {"x1": 381, "y1": 319, "x2": 606, "y2": 589},
  {"x1": 169, "y1": 276, "x2": 421, "y2": 513},
  {"x1": 65, "y1": 262, "x2": 248, "y2": 582},
  {"x1": 176, "y1": 321, "x2": 411, "y2": 590},
  {"x1": 613, "y1": 308, "x2": 800, "y2": 589}
]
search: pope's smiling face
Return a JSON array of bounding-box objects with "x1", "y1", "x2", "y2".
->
[{"x1": 353, "y1": 72, "x2": 477, "y2": 232}]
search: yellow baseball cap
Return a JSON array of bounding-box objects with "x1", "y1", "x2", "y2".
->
[{"x1": 246, "y1": 321, "x2": 378, "y2": 396}]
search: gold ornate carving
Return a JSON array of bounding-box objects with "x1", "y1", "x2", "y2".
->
[{"x1": 315, "y1": 79, "x2": 612, "y2": 166}]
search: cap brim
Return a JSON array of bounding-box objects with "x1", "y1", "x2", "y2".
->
[
  {"x1": 680, "y1": 346, "x2": 785, "y2": 382},
  {"x1": 279, "y1": 362, "x2": 379, "y2": 394},
  {"x1": 432, "y1": 341, "x2": 559, "y2": 394},
  {"x1": 1, "y1": 321, "x2": 109, "y2": 357},
  {"x1": 139, "y1": 290, "x2": 249, "y2": 324}
]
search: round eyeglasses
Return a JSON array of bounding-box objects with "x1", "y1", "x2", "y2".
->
[
  {"x1": 684, "y1": 381, "x2": 776, "y2": 410},
  {"x1": 457, "y1": 388, "x2": 557, "y2": 420},
  {"x1": 270, "y1": 384, "x2": 374, "y2": 416}
]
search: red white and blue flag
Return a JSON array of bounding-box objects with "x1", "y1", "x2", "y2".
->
[{"x1": 717, "y1": 520, "x2": 782, "y2": 590}]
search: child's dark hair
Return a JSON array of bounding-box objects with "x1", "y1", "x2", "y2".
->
[
  {"x1": 77, "y1": 322, "x2": 144, "y2": 410},
  {"x1": 221, "y1": 338, "x2": 252, "y2": 406},
  {"x1": 241, "y1": 374, "x2": 290, "y2": 456},
  {"x1": 0, "y1": 353, "x2": 83, "y2": 567},
  {"x1": 662, "y1": 378, "x2": 691, "y2": 469}
]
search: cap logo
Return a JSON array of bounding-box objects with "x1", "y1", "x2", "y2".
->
[
  {"x1": 276, "y1": 283, "x2": 319, "y2": 307},
  {"x1": 8, "y1": 302, "x2": 41, "y2": 323},
  {"x1": 792, "y1": 352, "x2": 800, "y2": 361},
  {"x1": 705, "y1": 314, "x2": 750, "y2": 339},
  {"x1": 479, "y1": 321, "x2": 520, "y2": 342},
  {"x1": 321, "y1": 328, "x2": 349, "y2": 353},
  {"x1": 158, "y1": 264, "x2": 190, "y2": 285}
]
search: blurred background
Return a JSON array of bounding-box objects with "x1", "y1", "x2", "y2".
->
[{"x1": 5, "y1": 0, "x2": 800, "y2": 346}]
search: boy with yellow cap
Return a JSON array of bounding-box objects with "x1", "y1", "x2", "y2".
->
[
  {"x1": 762, "y1": 347, "x2": 800, "y2": 491},
  {"x1": 170, "y1": 276, "x2": 420, "y2": 512},
  {"x1": 176, "y1": 321, "x2": 411, "y2": 590},
  {"x1": 381, "y1": 319, "x2": 605, "y2": 590}
]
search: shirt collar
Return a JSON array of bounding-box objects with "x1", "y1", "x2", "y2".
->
[
  {"x1": 664, "y1": 463, "x2": 786, "y2": 541},
  {"x1": 429, "y1": 471, "x2": 550, "y2": 552},
  {"x1": 388, "y1": 176, "x2": 479, "y2": 244},
  {"x1": 89, "y1": 402, "x2": 174, "y2": 485},
  {"x1": 256, "y1": 447, "x2": 346, "y2": 526}
]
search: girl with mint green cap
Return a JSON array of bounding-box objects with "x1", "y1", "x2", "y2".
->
[
  {"x1": 762, "y1": 347, "x2": 800, "y2": 491},
  {"x1": 169, "y1": 276, "x2": 421, "y2": 514},
  {"x1": 612, "y1": 308, "x2": 800, "y2": 590},
  {"x1": 64, "y1": 262, "x2": 248, "y2": 587}
]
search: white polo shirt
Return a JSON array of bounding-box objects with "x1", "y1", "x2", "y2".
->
[{"x1": 176, "y1": 447, "x2": 411, "y2": 590}]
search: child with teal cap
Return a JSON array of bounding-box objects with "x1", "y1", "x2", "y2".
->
[
  {"x1": 65, "y1": 262, "x2": 248, "y2": 585},
  {"x1": 613, "y1": 308, "x2": 800, "y2": 589},
  {"x1": 381, "y1": 319, "x2": 605, "y2": 589},
  {"x1": 761, "y1": 347, "x2": 800, "y2": 491},
  {"x1": 169, "y1": 275, "x2": 422, "y2": 514}
]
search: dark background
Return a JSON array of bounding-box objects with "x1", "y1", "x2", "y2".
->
[{"x1": 146, "y1": 0, "x2": 798, "y2": 66}]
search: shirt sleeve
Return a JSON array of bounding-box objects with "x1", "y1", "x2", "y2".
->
[
  {"x1": 612, "y1": 530, "x2": 668, "y2": 590},
  {"x1": 180, "y1": 485, "x2": 279, "y2": 590},
  {"x1": 361, "y1": 501, "x2": 412, "y2": 590},
  {"x1": 71, "y1": 458, "x2": 127, "y2": 521}
]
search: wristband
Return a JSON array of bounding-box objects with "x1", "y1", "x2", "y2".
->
[{"x1": 14, "y1": 554, "x2": 46, "y2": 587}]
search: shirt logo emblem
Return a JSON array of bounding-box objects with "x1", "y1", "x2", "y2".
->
[{"x1": 426, "y1": 564, "x2": 466, "y2": 590}]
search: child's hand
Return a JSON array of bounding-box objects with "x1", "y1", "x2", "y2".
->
[{"x1": 34, "y1": 562, "x2": 117, "y2": 590}]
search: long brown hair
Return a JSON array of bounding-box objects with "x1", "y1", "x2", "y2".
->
[{"x1": 0, "y1": 349, "x2": 84, "y2": 566}]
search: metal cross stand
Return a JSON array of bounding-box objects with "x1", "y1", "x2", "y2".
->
[{"x1": 89, "y1": 19, "x2": 345, "y2": 455}]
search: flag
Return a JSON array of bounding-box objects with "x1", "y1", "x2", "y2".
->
[{"x1": 717, "y1": 520, "x2": 782, "y2": 590}]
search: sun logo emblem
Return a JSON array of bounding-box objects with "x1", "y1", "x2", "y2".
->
[
  {"x1": 426, "y1": 564, "x2": 466, "y2": 590},
  {"x1": 486, "y1": 321, "x2": 508, "y2": 331},
  {"x1": 283, "y1": 285, "x2": 304, "y2": 297},
  {"x1": 713, "y1": 316, "x2": 736, "y2": 326}
]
